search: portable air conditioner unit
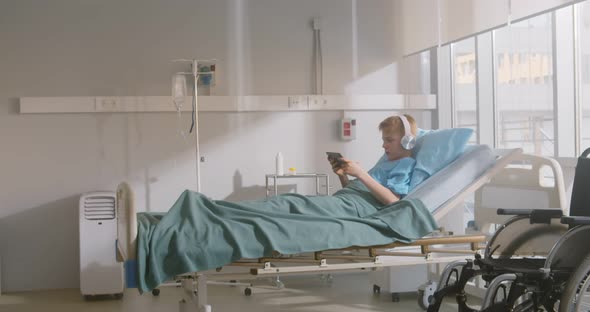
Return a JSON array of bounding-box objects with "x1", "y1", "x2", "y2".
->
[{"x1": 79, "y1": 191, "x2": 124, "y2": 298}]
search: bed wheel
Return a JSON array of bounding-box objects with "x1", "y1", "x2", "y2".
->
[
  {"x1": 372, "y1": 284, "x2": 381, "y2": 294},
  {"x1": 271, "y1": 279, "x2": 284, "y2": 289},
  {"x1": 244, "y1": 287, "x2": 252, "y2": 296},
  {"x1": 114, "y1": 293, "x2": 124, "y2": 300},
  {"x1": 319, "y1": 274, "x2": 334, "y2": 285},
  {"x1": 391, "y1": 293, "x2": 400, "y2": 302},
  {"x1": 152, "y1": 288, "x2": 160, "y2": 296}
]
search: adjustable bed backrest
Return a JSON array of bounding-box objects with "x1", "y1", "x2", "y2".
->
[{"x1": 405, "y1": 145, "x2": 521, "y2": 221}]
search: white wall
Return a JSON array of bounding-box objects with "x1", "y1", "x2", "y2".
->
[{"x1": 0, "y1": 0, "x2": 432, "y2": 291}]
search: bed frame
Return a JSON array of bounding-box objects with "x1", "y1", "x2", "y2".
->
[{"x1": 115, "y1": 148, "x2": 526, "y2": 312}]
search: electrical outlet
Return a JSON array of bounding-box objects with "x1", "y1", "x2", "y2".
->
[
  {"x1": 95, "y1": 97, "x2": 120, "y2": 112},
  {"x1": 288, "y1": 96, "x2": 308, "y2": 109},
  {"x1": 309, "y1": 96, "x2": 328, "y2": 109}
]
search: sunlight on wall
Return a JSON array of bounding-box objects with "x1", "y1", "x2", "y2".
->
[{"x1": 344, "y1": 63, "x2": 400, "y2": 94}]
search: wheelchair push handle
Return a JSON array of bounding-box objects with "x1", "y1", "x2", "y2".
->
[{"x1": 582, "y1": 147, "x2": 590, "y2": 158}]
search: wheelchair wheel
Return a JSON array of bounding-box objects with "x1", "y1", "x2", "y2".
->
[{"x1": 560, "y1": 253, "x2": 590, "y2": 312}]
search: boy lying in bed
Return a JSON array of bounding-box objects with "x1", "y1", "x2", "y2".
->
[
  {"x1": 135, "y1": 114, "x2": 473, "y2": 292},
  {"x1": 329, "y1": 114, "x2": 420, "y2": 205}
]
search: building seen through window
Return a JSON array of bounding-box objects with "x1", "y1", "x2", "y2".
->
[{"x1": 494, "y1": 13, "x2": 554, "y2": 156}]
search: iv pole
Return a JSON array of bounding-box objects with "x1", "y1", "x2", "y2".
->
[
  {"x1": 191, "y1": 59, "x2": 202, "y2": 193},
  {"x1": 173, "y1": 58, "x2": 215, "y2": 193}
]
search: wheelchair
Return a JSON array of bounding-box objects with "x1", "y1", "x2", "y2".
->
[{"x1": 428, "y1": 148, "x2": 590, "y2": 312}]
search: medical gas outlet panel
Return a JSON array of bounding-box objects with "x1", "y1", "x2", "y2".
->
[{"x1": 340, "y1": 118, "x2": 357, "y2": 140}]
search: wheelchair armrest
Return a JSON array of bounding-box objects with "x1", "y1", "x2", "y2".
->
[
  {"x1": 497, "y1": 208, "x2": 563, "y2": 224},
  {"x1": 561, "y1": 216, "x2": 590, "y2": 226}
]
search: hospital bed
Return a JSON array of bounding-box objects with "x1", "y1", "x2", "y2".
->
[
  {"x1": 427, "y1": 148, "x2": 590, "y2": 312},
  {"x1": 114, "y1": 144, "x2": 525, "y2": 312}
]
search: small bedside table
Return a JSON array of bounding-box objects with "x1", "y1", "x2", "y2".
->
[{"x1": 265, "y1": 173, "x2": 330, "y2": 197}]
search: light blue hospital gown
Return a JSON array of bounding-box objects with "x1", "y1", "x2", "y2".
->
[
  {"x1": 364, "y1": 128, "x2": 433, "y2": 196},
  {"x1": 367, "y1": 155, "x2": 416, "y2": 197}
]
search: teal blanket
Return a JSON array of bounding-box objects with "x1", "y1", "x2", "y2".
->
[{"x1": 136, "y1": 187, "x2": 437, "y2": 293}]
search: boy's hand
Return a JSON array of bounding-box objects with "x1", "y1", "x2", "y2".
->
[
  {"x1": 340, "y1": 159, "x2": 365, "y2": 178},
  {"x1": 328, "y1": 157, "x2": 345, "y2": 176}
]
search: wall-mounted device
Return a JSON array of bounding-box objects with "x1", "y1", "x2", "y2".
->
[{"x1": 340, "y1": 118, "x2": 357, "y2": 141}]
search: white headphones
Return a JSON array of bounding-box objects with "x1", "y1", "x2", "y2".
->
[{"x1": 399, "y1": 115, "x2": 416, "y2": 150}]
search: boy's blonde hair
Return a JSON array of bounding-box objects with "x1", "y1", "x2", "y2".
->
[{"x1": 378, "y1": 114, "x2": 417, "y2": 136}]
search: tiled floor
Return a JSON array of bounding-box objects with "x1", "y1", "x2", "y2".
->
[{"x1": 0, "y1": 273, "x2": 463, "y2": 312}]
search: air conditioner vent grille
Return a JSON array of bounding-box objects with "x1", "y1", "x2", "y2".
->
[{"x1": 84, "y1": 196, "x2": 115, "y2": 220}]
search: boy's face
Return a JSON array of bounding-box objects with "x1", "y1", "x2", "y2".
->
[{"x1": 381, "y1": 129, "x2": 408, "y2": 161}]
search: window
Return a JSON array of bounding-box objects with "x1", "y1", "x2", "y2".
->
[
  {"x1": 452, "y1": 37, "x2": 477, "y2": 143},
  {"x1": 577, "y1": 1, "x2": 590, "y2": 150},
  {"x1": 494, "y1": 13, "x2": 555, "y2": 156}
]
